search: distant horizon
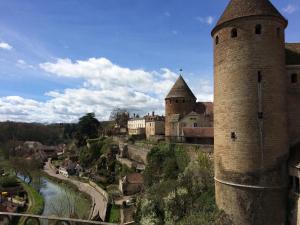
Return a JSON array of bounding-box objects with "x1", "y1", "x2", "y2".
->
[{"x1": 0, "y1": 0, "x2": 299, "y2": 123}]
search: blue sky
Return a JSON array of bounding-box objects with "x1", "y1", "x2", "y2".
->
[{"x1": 0, "y1": 0, "x2": 299, "y2": 122}]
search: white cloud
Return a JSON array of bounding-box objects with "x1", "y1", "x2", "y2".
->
[
  {"x1": 196, "y1": 16, "x2": 214, "y2": 25},
  {"x1": 0, "y1": 57, "x2": 213, "y2": 123},
  {"x1": 283, "y1": 4, "x2": 298, "y2": 14},
  {"x1": 0, "y1": 42, "x2": 13, "y2": 50},
  {"x1": 16, "y1": 59, "x2": 35, "y2": 70}
]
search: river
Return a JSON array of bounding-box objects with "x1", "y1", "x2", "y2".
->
[{"x1": 25, "y1": 175, "x2": 91, "y2": 219}]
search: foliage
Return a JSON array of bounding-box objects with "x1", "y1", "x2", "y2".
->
[
  {"x1": 0, "y1": 121, "x2": 64, "y2": 146},
  {"x1": 108, "y1": 205, "x2": 120, "y2": 223},
  {"x1": 75, "y1": 113, "x2": 100, "y2": 146},
  {"x1": 20, "y1": 181, "x2": 44, "y2": 215},
  {"x1": 109, "y1": 108, "x2": 130, "y2": 128},
  {"x1": 137, "y1": 148, "x2": 228, "y2": 225},
  {"x1": 144, "y1": 144, "x2": 190, "y2": 187},
  {"x1": 0, "y1": 176, "x2": 19, "y2": 188}
]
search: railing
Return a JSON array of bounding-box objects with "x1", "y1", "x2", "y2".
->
[{"x1": 0, "y1": 212, "x2": 119, "y2": 225}]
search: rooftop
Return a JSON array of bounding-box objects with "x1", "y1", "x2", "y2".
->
[
  {"x1": 213, "y1": 0, "x2": 287, "y2": 34},
  {"x1": 286, "y1": 43, "x2": 300, "y2": 66},
  {"x1": 166, "y1": 75, "x2": 196, "y2": 100}
]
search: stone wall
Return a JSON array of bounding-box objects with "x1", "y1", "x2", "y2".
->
[
  {"x1": 165, "y1": 97, "x2": 196, "y2": 136},
  {"x1": 213, "y1": 16, "x2": 289, "y2": 225},
  {"x1": 287, "y1": 65, "x2": 300, "y2": 147}
]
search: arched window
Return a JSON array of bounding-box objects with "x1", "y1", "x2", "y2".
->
[
  {"x1": 231, "y1": 28, "x2": 237, "y2": 38},
  {"x1": 215, "y1": 36, "x2": 219, "y2": 45},
  {"x1": 255, "y1": 24, "x2": 262, "y2": 34},
  {"x1": 276, "y1": 28, "x2": 281, "y2": 37},
  {"x1": 291, "y1": 73, "x2": 298, "y2": 83}
]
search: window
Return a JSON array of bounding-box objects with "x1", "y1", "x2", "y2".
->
[
  {"x1": 175, "y1": 100, "x2": 178, "y2": 103},
  {"x1": 255, "y1": 24, "x2": 262, "y2": 34},
  {"x1": 296, "y1": 177, "x2": 300, "y2": 194},
  {"x1": 291, "y1": 73, "x2": 298, "y2": 83},
  {"x1": 258, "y1": 112, "x2": 263, "y2": 119},
  {"x1": 194, "y1": 123, "x2": 197, "y2": 127},
  {"x1": 276, "y1": 28, "x2": 281, "y2": 37},
  {"x1": 258, "y1": 71, "x2": 262, "y2": 83},
  {"x1": 231, "y1": 132, "x2": 237, "y2": 140},
  {"x1": 215, "y1": 35, "x2": 219, "y2": 45},
  {"x1": 231, "y1": 28, "x2": 237, "y2": 38}
]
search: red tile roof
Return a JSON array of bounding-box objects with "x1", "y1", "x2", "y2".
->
[{"x1": 126, "y1": 173, "x2": 144, "y2": 184}]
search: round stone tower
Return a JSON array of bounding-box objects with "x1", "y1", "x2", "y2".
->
[
  {"x1": 165, "y1": 75, "x2": 196, "y2": 137},
  {"x1": 212, "y1": 0, "x2": 289, "y2": 224}
]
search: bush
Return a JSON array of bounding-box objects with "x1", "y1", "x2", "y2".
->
[{"x1": 0, "y1": 176, "x2": 19, "y2": 188}]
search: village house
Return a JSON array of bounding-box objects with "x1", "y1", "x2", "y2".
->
[
  {"x1": 119, "y1": 173, "x2": 144, "y2": 196},
  {"x1": 127, "y1": 117, "x2": 146, "y2": 136},
  {"x1": 145, "y1": 112, "x2": 165, "y2": 140}
]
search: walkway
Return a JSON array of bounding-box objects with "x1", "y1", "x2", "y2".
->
[
  {"x1": 0, "y1": 212, "x2": 118, "y2": 225},
  {"x1": 43, "y1": 159, "x2": 108, "y2": 221}
]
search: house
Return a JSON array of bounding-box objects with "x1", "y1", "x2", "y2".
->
[
  {"x1": 145, "y1": 112, "x2": 165, "y2": 139},
  {"x1": 119, "y1": 173, "x2": 144, "y2": 196},
  {"x1": 128, "y1": 117, "x2": 146, "y2": 136}
]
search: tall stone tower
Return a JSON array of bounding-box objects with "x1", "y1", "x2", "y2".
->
[
  {"x1": 165, "y1": 75, "x2": 196, "y2": 137},
  {"x1": 212, "y1": 0, "x2": 289, "y2": 224}
]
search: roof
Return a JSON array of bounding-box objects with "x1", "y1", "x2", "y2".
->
[
  {"x1": 183, "y1": 127, "x2": 214, "y2": 138},
  {"x1": 203, "y1": 102, "x2": 214, "y2": 115},
  {"x1": 126, "y1": 173, "x2": 144, "y2": 184},
  {"x1": 286, "y1": 43, "x2": 300, "y2": 65},
  {"x1": 166, "y1": 75, "x2": 196, "y2": 100},
  {"x1": 213, "y1": 0, "x2": 287, "y2": 34}
]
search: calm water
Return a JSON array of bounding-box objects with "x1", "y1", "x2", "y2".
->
[{"x1": 27, "y1": 175, "x2": 91, "y2": 219}]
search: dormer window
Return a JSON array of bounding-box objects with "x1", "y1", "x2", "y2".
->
[
  {"x1": 291, "y1": 73, "x2": 298, "y2": 83},
  {"x1": 231, "y1": 28, "x2": 237, "y2": 38},
  {"x1": 255, "y1": 24, "x2": 262, "y2": 35}
]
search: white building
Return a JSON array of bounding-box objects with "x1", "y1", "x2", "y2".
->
[{"x1": 128, "y1": 118, "x2": 146, "y2": 136}]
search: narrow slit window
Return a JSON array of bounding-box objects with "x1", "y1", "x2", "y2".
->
[
  {"x1": 255, "y1": 24, "x2": 262, "y2": 34},
  {"x1": 231, "y1": 132, "x2": 237, "y2": 140},
  {"x1": 291, "y1": 73, "x2": 298, "y2": 83},
  {"x1": 258, "y1": 112, "x2": 263, "y2": 119},
  {"x1": 231, "y1": 28, "x2": 237, "y2": 38},
  {"x1": 258, "y1": 71, "x2": 262, "y2": 83},
  {"x1": 276, "y1": 28, "x2": 281, "y2": 37},
  {"x1": 215, "y1": 36, "x2": 219, "y2": 45}
]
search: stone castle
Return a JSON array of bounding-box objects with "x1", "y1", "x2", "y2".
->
[
  {"x1": 165, "y1": 75, "x2": 213, "y2": 143},
  {"x1": 212, "y1": 0, "x2": 300, "y2": 225}
]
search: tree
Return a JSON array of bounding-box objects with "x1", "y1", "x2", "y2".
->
[
  {"x1": 76, "y1": 113, "x2": 100, "y2": 146},
  {"x1": 109, "y1": 108, "x2": 129, "y2": 128}
]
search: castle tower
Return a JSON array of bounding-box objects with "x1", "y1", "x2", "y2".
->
[
  {"x1": 212, "y1": 0, "x2": 289, "y2": 224},
  {"x1": 165, "y1": 75, "x2": 196, "y2": 137}
]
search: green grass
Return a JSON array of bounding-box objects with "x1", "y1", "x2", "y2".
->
[
  {"x1": 108, "y1": 205, "x2": 120, "y2": 223},
  {"x1": 18, "y1": 181, "x2": 44, "y2": 225}
]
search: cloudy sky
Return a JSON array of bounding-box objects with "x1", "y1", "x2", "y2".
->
[{"x1": 0, "y1": 0, "x2": 299, "y2": 123}]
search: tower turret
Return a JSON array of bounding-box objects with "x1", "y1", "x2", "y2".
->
[
  {"x1": 212, "y1": 0, "x2": 289, "y2": 224},
  {"x1": 165, "y1": 75, "x2": 196, "y2": 137}
]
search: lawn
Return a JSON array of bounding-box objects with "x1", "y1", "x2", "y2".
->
[{"x1": 108, "y1": 205, "x2": 120, "y2": 223}]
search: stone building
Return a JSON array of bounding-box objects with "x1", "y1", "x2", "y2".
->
[
  {"x1": 145, "y1": 112, "x2": 165, "y2": 139},
  {"x1": 212, "y1": 0, "x2": 300, "y2": 225},
  {"x1": 165, "y1": 75, "x2": 213, "y2": 143},
  {"x1": 127, "y1": 117, "x2": 146, "y2": 136}
]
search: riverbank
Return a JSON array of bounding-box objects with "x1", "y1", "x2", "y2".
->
[
  {"x1": 18, "y1": 181, "x2": 44, "y2": 225},
  {"x1": 43, "y1": 159, "x2": 108, "y2": 221}
]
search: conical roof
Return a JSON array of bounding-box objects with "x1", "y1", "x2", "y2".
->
[
  {"x1": 166, "y1": 75, "x2": 196, "y2": 100},
  {"x1": 213, "y1": 0, "x2": 287, "y2": 34}
]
